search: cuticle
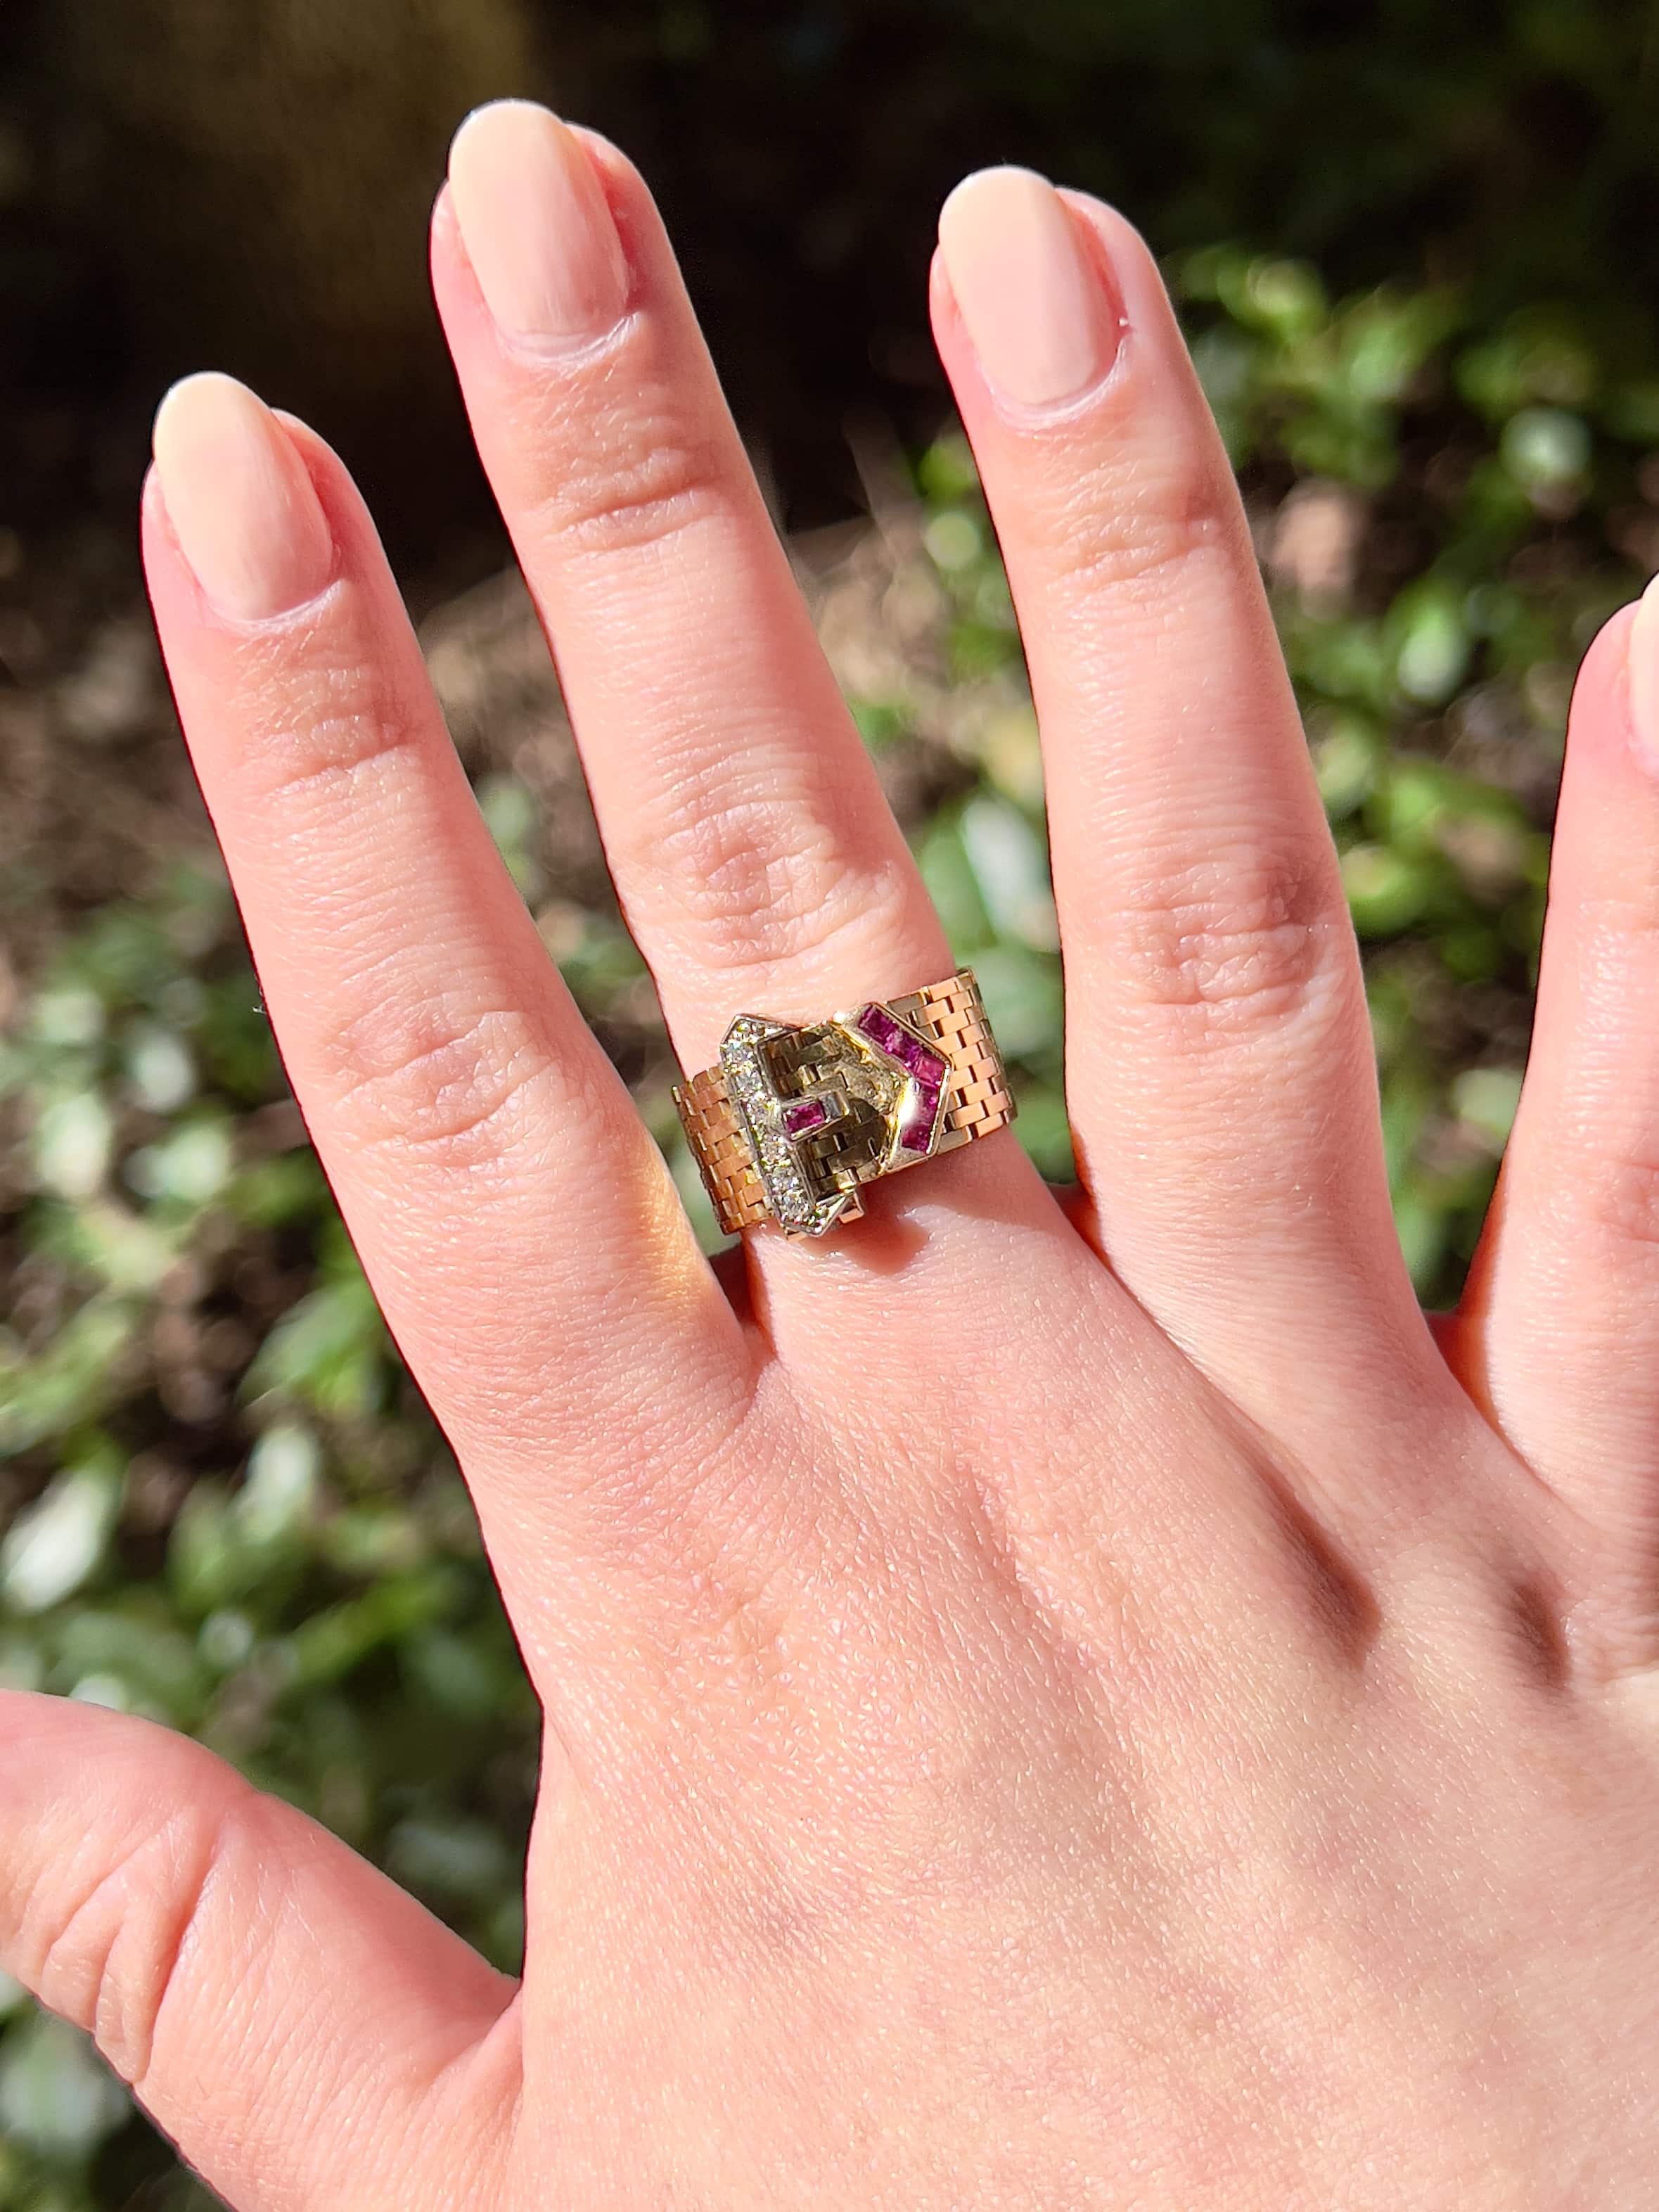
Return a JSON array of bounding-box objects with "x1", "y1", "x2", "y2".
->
[
  {"x1": 980, "y1": 313, "x2": 1135, "y2": 432},
  {"x1": 494, "y1": 300, "x2": 646, "y2": 374},
  {"x1": 208, "y1": 568, "x2": 346, "y2": 635}
]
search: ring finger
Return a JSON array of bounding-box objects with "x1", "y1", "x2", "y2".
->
[{"x1": 929, "y1": 172, "x2": 1447, "y2": 1459}]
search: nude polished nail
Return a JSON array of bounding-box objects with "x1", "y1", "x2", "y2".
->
[
  {"x1": 937, "y1": 167, "x2": 1120, "y2": 411},
  {"x1": 1630, "y1": 575, "x2": 1659, "y2": 773},
  {"x1": 151, "y1": 373, "x2": 334, "y2": 622},
  {"x1": 447, "y1": 100, "x2": 629, "y2": 350}
]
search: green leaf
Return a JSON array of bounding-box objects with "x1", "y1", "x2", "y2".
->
[
  {"x1": 0, "y1": 2014, "x2": 127, "y2": 2162},
  {"x1": 1, "y1": 1456, "x2": 121, "y2": 1616}
]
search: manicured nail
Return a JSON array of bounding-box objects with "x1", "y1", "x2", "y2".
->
[
  {"x1": 447, "y1": 100, "x2": 629, "y2": 351},
  {"x1": 1631, "y1": 576, "x2": 1659, "y2": 772},
  {"x1": 151, "y1": 373, "x2": 333, "y2": 622},
  {"x1": 937, "y1": 167, "x2": 1119, "y2": 411}
]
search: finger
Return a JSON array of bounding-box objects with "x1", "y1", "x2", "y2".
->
[
  {"x1": 143, "y1": 374, "x2": 743, "y2": 1545},
  {"x1": 0, "y1": 1692, "x2": 515, "y2": 2212},
  {"x1": 433, "y1": 103, "x2": 1057, "y2": 1265},
  {"x1": 435, "y1": 101, "x2": 940, "y2": 1058},
  {"x1": 1448, "y1": 599, "x2": 1659, "y2": 1636},
  {"x1": 930, "y1": 172, "x2": 1437, "y2": 1430}
]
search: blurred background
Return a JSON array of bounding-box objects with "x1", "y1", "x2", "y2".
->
[{"x1": 1, "y1": 1, "x2": 1656, "y2": 2201}]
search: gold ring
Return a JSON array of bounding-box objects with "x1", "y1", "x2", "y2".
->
[{"x1": 674, "y1": 968, "x2": 1016, "y2": 1238}]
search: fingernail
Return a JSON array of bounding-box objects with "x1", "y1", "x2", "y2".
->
[
  {"x1": 151, "y1": 374, "x2": 333, "y2": 622},
  {"x1": 937, "y1": 167, "x2": 1119, "y2": 412},
  {"x1": 447, "y1": 100, "x2": 629, "y2": 351},
  {"x1": 1631, "y1": 577, "x2": 1659, "y2": 772}
]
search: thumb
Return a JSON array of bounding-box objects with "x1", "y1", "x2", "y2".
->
[{"x1": 0, "y1": 1691, "x2": 519, "y2": 2211}]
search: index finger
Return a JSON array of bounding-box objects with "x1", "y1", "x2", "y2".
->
[{"x1": 143, "y1": 375, "x2": 745, "y2": 1537}]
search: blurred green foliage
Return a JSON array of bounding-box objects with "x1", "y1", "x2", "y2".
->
[
  {"x1": 0, "y1": 221, "x2": 1653, "y2": 2212},
  {"x1": 13, "y1": 0, "x2": 1659, "y2": 546},
  {"x1": 0, "y1": 868, "x2": 539, "y2": 2205}
]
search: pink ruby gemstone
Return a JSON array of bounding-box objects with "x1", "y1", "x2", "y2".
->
[
  {"x1": 783, "y1": 1097, "x2": 829, "y2": 1137},
  {"x1": 855, "y1": 1004, "x2": 907, "y2": 1058},
  {"x1": 857, "y1": 1004, "x2": 946, "y2": 1085},
  {"x1": 856, "y1": 1002, "x2": 947, "y2": 1153},
  {"x1": 898, "y1": 1075, "x2": 944, "y2": 1153}
]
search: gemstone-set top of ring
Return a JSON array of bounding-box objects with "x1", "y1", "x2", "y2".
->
[
  {"x1": 719, "y1": 997, "x2": 952, "y2": 1236},
  {"x1": 675, "y1": 969, "x2": 1016, "y2": 1239}
]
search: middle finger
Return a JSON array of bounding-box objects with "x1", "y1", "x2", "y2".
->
[{"x1": 433, "y1": 102, "x2": 1061, "y2": 1284}]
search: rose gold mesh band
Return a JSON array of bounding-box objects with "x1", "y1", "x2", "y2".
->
[
  {"x1": 911, "y1": 970, "x2": 1018, "y2": 1144},
  {"x1": 673, "y1": 1063, "x2": 771, "y2": 1234},
  {"x1": 675, "y1": 968, "x2": 1016, "y2": 1235}
]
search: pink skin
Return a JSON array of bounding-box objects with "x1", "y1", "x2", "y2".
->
[
  {"x1": 929, "y1": 204, "x2": 1449, "y2": 1450},
  {"x1": 2, "y1": 105, "x2": 1659, "y2": 2209},
  {"x1": 1448, "y1": 606, "x2": 1659, "y2": 1645}
]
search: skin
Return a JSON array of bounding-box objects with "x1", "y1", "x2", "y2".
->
[{"x1": 4, "y1": 110, "x2": 1659, "y2": 2210}]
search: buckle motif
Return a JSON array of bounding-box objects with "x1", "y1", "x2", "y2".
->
[
  {"x1": 721, "y1": 1000, "x2": 954, "y2": 1236},
  {"x1": 674, "y1": 970, "x2": 1016, "y2": 1239}
]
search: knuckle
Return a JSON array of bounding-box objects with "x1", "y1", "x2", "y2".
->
[
  {"x1": 247, "y1": 631, "x2": 427, "y2": 808},
  {"x1": 629, "y1": 780, "x2": 916, "y2": 975},
  {"x1": 1101, "y1": 840, "x2": 1347, "y2": 1044},
  {"x1": 323, "y1": 995, "x2": 561, "y2": 1171},
  {"x1": 1577, "y1": 889, "x2": 1659, "y2": 980},
  {"x1": 32, "y1": 1791, "x2": 233, "y2": 2088},
  {"x1": 1575, "y1": 1146, "x2": 1659, "y2": 1254},
  {"x1": 523, "y1": 375, "x2": 732, "y2": 558},
  {"x1": 1042, "y1": 431, "x2": 1245, "y2": 600}
]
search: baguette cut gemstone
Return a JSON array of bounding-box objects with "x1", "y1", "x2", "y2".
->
[
  {"x1": 857, "y1": 1002, "x2": 947, "y2": 1153},
  {"x1": 856, "y1": 1004, "x2": 909, "y2": 1060},
  {"x1": 899, "y1": 1073, "x2": 944, "y2": 1151},
  {"x1": 687, "y1": 971, "x2": 1009, "y2": 1239}
]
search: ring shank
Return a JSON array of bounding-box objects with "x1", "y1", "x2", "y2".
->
[
  {"x1": 911, "y1": 971, "x2": 1019, "y2": 1146},
  {"x1": 674, "y1": 1062, "x2": 772, "y2": 1233},
  {"x1": 674, "y1": 968, "x2": 1016, "y2": 1236}
]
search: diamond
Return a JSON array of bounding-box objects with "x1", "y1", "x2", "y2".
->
[{"x1": 719, "y1": 1000, "x2": 956, "y2": 1236}]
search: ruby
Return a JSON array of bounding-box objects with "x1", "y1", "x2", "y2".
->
[
  {"x1": 856, "y1": 1004, "x2": 907, "y2": 1058},
  {"x1": 858, "y1": 1004, "x2": 945, "y2": 1083},
  {"x1": 783, "y1": 1097, "x2": 828, "y2": 1137},
  {"x1": 898, "y1": 1075, "x2": 944, "y2": 1152}
]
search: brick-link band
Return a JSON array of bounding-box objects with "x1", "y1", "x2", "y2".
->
[
  {"x1": 675, "y1": 968, "x2": 1016, "y2": 1236},
  {"x1": 910, "y1": 971, "x2": 1018, "y2": 1144},
  {"x1": 673, "y1": 1063, "x2": 771, "y2": 1234}
]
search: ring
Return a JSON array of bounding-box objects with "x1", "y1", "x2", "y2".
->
[{"x1": 674, "y1": 968, "x2": 1016, "y2": 1237}]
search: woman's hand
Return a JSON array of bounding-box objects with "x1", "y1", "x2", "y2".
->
[{"x1": 5, "y1": 100, "x2": 1659, "y2": 2209}]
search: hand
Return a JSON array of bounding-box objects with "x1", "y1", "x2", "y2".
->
[{"x1": 4, "y1": 100, "x2": 1658, "y2": 2210}]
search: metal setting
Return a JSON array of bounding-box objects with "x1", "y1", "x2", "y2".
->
[{"x1": 674, "y1": 968, "x2": 1016, "y2": 1238}]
